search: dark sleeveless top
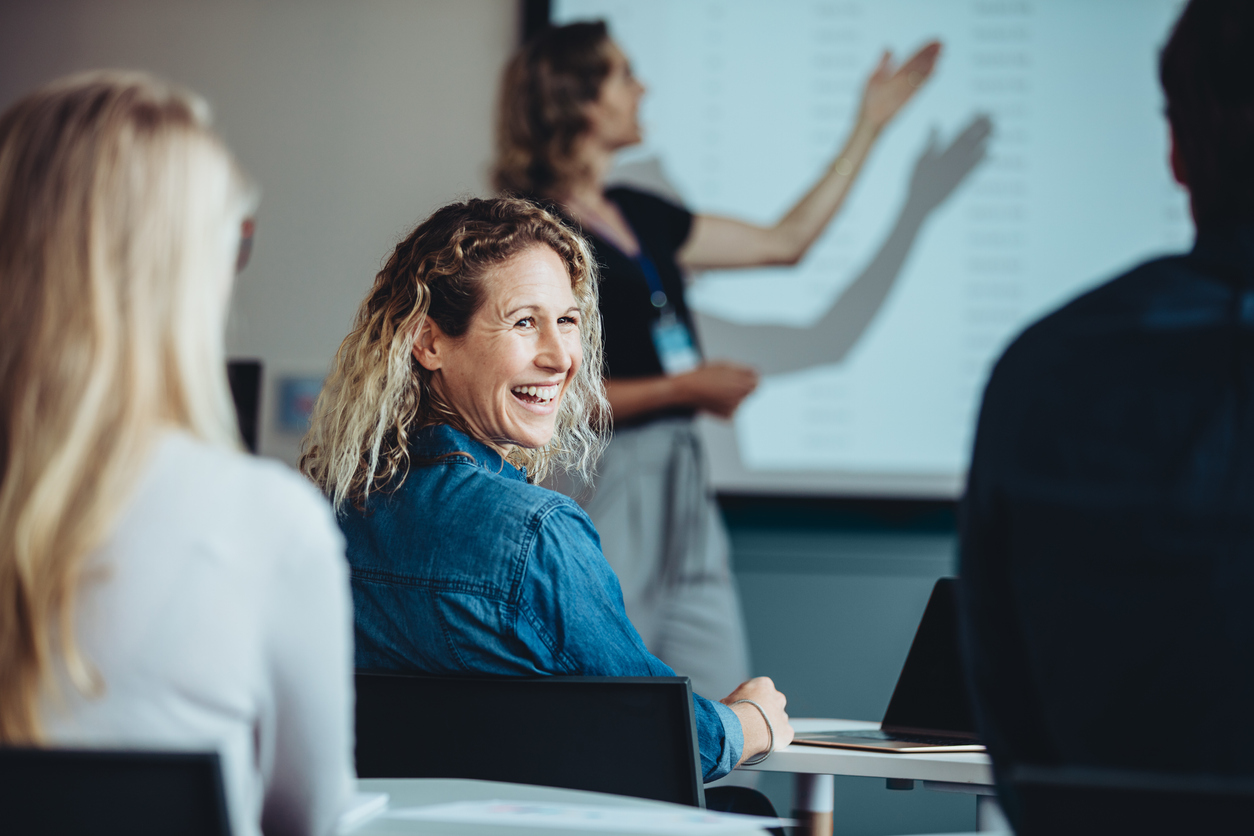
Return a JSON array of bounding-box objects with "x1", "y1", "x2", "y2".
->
[{"x1": 568, "y1": 186, "x2": 700, "y2": 426}]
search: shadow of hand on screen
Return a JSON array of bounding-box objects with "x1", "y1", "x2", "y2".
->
[
  {"x1": 906, "y1": 115, "x2": 994, "y2": 217},
  {"x1": 696, "y1": 114, "x2": 993, "y2": 378}
]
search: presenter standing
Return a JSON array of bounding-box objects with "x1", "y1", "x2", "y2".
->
[{"x1": 493, "y1": 21, "x2": 939, "y2": 700}]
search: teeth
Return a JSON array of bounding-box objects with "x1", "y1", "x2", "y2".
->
[{"x1": 513, "y1": 384, "x2": 559, "y2": 402}]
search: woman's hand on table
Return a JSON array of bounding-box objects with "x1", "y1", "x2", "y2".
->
[
  {"x1": 672, "y1": 362, "x2": 759, "y2": 418},
  {"x1": 722, "y1": 676, "x2": 795, "y2": 765}
]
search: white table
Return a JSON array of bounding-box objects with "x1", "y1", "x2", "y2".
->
[
  {"x1": 350, "y1": 721, "x2": 1004, "y2": 836},
  {"x1": 737, "y1": 719, "x2": 1003, "y2": 835},
  {"x1": 352, "y1": 777, "x2": 772, "y2": 835}
]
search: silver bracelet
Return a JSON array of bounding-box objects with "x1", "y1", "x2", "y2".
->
[{"x1": 730, "y1": 698, "x2": 775, "y2": 766}]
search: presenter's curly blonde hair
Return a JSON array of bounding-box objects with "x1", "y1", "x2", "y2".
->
[
  {"x1": 300, "y1": 197, "x2": 608, "y2": 511},
  {"x1": 494, "y1": 21, "x2": 613, "y2": 196}
]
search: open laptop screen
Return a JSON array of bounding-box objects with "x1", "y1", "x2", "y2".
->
[{"x1": 880, "y1": 578, "x2": 978, "y2": 737}]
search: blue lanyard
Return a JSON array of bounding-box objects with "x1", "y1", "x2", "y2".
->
[{"x1": 635, "y1": 250, "x2": 674, "y2": 312}]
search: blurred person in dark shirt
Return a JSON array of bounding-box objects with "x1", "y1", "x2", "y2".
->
[{"x1": 960, "y1": 0, "x2": 1254, "y2": 822}]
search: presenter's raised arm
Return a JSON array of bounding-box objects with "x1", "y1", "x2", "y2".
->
[
  {"x1": 678, "y1": 41, "x2": 942, "y2": 271},
  {"x1": 695, "y1": 114, "x2": 992, "y2": 377}
]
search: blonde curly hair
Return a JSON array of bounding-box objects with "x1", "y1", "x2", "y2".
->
[{"x1": 300, "y1": 197, "x2": 608, "y2": 511}]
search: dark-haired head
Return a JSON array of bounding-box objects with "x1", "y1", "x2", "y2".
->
[
  {"x1": 1161, "y1": 0, "x2": 1254, "y2": 228},
  {"x1": 494, "y1": 21, "x2": 614, "y2": 196}
]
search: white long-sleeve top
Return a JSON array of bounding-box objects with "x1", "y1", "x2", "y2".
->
[{"x1": 40, "y1": 431, "x2": 355, "y2": 836}]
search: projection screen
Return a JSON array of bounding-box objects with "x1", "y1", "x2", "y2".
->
[{"x1": 551, "y1": 0, "x2": 1192, "y2": 498}]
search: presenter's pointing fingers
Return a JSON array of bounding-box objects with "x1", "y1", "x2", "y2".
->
[
  {"x1": 904, "y1": 40, "x2": 942, "y2": 83},
  {"x1": 870, "y1": 50, "x2": 892, "y2": 83},
  {"x1": 861, "y1": 40, "x2": 943, "y2": 128}
]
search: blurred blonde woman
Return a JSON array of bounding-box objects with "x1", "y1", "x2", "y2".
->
[{"x1": 0, "y1": 72, "x2": 353, "y2": 836}]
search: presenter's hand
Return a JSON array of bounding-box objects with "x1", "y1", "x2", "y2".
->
[
  {"x1": 722, "y1": 677, "x2": 795, "y2": 765},
  {"x1": 859, "y1": 41, "x2": 942, "y2": 131},
  {"x1": 674, "y1": 361, "x2": 758, "y2": 418}
]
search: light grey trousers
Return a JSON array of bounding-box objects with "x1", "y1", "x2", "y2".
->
[{"x1": 558, "y1": 418, "x2": 750, "y2": 701}]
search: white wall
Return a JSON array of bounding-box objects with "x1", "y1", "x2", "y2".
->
[{"x1": 0, "y1": 0, "x2": 517, "y2": 463}]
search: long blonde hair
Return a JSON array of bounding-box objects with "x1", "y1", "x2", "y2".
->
[
  {"x1": 300, "y1": 197, "x2": 608, "y2": 512},
  {"x1": 0, "y1": 71, "x2": 254, "y2": 742}
]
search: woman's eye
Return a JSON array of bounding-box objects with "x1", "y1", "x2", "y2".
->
[
  {"x1": 515, "y1": 317, "x2": 535, "y2": 328},
  {"x1": 559, "y1": 315, "x2": 579, "y2": 327}
]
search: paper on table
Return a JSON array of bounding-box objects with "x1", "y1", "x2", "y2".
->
[
  {"x1": 388, "y1": 799, "x2": 790, "y2": 834},
  {"x1": 337, "y1": 791, "x2": 389, "y2": 833}
]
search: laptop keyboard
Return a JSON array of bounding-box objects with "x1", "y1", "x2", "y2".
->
[{"x1": 838, "y1": 730, "x2": 974, "y2": 746}]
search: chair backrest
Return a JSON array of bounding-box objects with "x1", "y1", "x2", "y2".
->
[
  {"x1": 226, "y1": 358, "x2": 262, "y2": 453},
  {"x1": 355, "y1": 672, "x2": 705, "y2": 807},
  {"x1": 0, "y1": 747, "x2": 232, "y2": 836},
  {"x1": 1009, "y1": 764, "x2": 1254, "y2": 835}
]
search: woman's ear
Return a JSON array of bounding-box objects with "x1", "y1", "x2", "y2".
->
[{"x1": 411, "y1": 319, "x2": 443, "y2": 372}]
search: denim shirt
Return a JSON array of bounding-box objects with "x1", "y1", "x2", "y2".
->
[{"x1": 339, "y1": 424, "x2": 742, "y2": 782}]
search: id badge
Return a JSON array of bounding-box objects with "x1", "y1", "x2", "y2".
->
[{"x1": 651, "y1": 314, "x2": 701, "y2": 375}]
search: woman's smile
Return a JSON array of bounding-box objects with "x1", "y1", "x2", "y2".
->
[{"x1": 510, "y1": 382, "x2": 562, "y2": 407}]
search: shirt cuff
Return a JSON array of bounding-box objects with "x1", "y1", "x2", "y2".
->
[{"x1": 708, "y1": 700, "x2": 744, "y2": 781}]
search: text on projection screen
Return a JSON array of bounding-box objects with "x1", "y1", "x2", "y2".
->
[{"x1": 553, "y1": 0, "x2": 1191, "y2": 497}]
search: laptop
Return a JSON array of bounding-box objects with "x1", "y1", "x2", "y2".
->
[{"x1": 792, "y1": 578, "x2": 985, "y2": 754}]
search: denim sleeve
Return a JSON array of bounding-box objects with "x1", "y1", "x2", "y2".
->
[
  {"x1": 704, "y1": 700, "x2": 743, "y2": 780},
  {"x1": 514, "y1": 498, "x2": 742, "y2": 782}
]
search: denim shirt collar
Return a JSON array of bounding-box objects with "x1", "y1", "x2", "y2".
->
[{"x1": 410, "y1": 423, "x2": 528, "y2": 483}]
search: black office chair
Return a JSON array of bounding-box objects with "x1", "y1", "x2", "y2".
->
[
  {"x1": 355, "y1": 672, "x2": 705, "y2": 807},
  {"x1": 226, "y1": 358, "x2": 262, "y2": 453},
  {"x1": 0, "y1": 747, "x2": 232, "y2": 836},
  {"x1": 1008, "y1": 764, "x2": 1254, "y2": 835}
]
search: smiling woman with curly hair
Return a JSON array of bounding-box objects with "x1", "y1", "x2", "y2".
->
[{"x1": 301, "y1": 197, "x2": 793, "y2": 784}]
